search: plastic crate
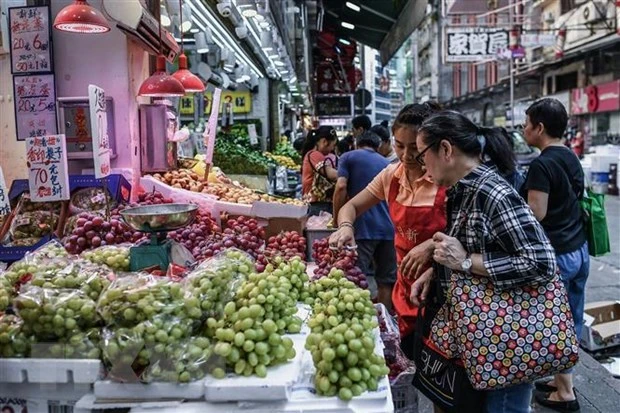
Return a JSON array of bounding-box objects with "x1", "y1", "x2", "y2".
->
[{"x1": 391, "y1": 371, "x2": 417, "y2": 413}]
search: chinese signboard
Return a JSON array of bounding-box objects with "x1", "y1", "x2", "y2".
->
[
  {"x1": 25, "y1": 134, "x2": 70, "y2": 202},
  {"x1": 571, "y1": 80, "x2": 620, "y2": 115},
  {"x1": 88, "y1": 85, "x2": 111, "y2": 178},
  {"x1": 445, "y1": 27, "x2": 509, "y2": 63},
  {"x1": 315, "y1": 95, "x2": 353, "y2": 118},
  {"x1": 13, "y1": 73, "x2": 57, "y2": 141},
  {"x1": 205, "y1": 90, "x2": 251, "y2": 114},
  {"x1": 0, "y1": 167, "x2": 10, "y2": 216},
  {"x1": 179, "y1": 95, "x2": 195, "y2": 116},
  {"x1": 8, "y1": 6, "x2": 52, "y2": 74}
]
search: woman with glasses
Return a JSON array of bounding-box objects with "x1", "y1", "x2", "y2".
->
[
  {"x1": 329, "y1": 102, "x2": 446, "y2": 358},
  {"x1": 301, "y1": 126, "x2": 339, "y2": 216}
]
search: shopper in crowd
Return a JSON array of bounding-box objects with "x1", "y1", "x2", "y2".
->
[
  {"x1": 371, "y1": 124, "x2": 398, "y2": 164},
  {"x1": 293, "y1": 137, "x2": 305, "y2": 157},
  {"x1": 486, "y1": 127, "x2": 525, "y2": 190},
  {"x1": 336, "y1": 134, "x2": 355, "y2": 156},
  {"x1": 521, "y1": 98, "x2": 588, "y2": 412},
  {"x1": 411, "y1": 111, "x2": 557, "y2": 413},
  {"x1": 332, "y1": 130, "x2": 396, "y2": 310},
  {"x1": 301, "y1": 126, "x2": 339, "y2": 216},
  {"x1": 380, "y1": 120, "x2": 389, "y2": 129},
  {"x1": 351, "y1": 115, "x2": 372, "y2": 138},
  {"x1": 329, "y1": 102, "x2": 445, "y2": 358}
]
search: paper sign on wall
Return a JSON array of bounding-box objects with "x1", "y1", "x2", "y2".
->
[
  {"x1": 0, "y1": 167, "x2": 10, "y2": 216},
  {"x1": 25, "y1": 134, "x2": 70, "y2": 202},
  {"x1": 204, "y1": 88, "x2": 222, "y2": 165},
  {"x1": 8, "y1": 5, "x2": 53, "y2": 74},
  {"x1": 88, "y1": 85, "x2": 111, "y2": 178},
  {"x1": 13, "y1": 73, "x2": 57, "y2": 141},
  {"x1": 248, "y1": 124, "x2": 258, "y2": 145}
]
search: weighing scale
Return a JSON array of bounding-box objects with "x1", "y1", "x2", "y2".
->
[{"x1": 120, "y1": 204, "x2": 198, "y2": 271}]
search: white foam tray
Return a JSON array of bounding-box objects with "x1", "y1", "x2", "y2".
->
[
  {"x1": 0, "y1": 359, "x2": 102, "y2": 383},
  {"x1": 94, "y1": 379, "x2": 206, "y2": 400},
  {"x1": 203, "y1": 334, "x2": 306, "y2": 402}
]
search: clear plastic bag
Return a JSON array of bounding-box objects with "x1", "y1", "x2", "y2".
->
[
  {"x1": 101, "y1": 324, "x2": 147, "y2": 382},
  {"x1": 10, "y1": 211, "x2": 58, "y2": 240},
  {"x1": 16, "y1": 192, "x2": 62, "y2": 214},
  {"x1": 69, "y1": 187, "x2": 116, "y2": 215},
  {"x1": 81, "y1": 244, "x2": 131, "y2": 272},
  {"x1": 181, "y1": 249, "x2": 254, "y2": 321},
  {"x1": 0, "y1": 314, "x2": 33, "y2": 358},
  {"x1": 31, "y1": 327, "x2": 101, "y2": 359},
  {"x1": 13, "y1": 286, "x2": 99, "y2": 340}
]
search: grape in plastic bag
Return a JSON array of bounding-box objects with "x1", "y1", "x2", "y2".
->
[
  {"x1": 81, "y1": 244, "x2": 131, "y2": 272},
  {"x1": 10, "y1": 211, "x2": 58, "y2": 240},
  {"x1": 31, "y1": 327, "x2": 101, "y2": 359},
  {"x1": 0, "y1": 314, "x2": 34, "y2": 358}
]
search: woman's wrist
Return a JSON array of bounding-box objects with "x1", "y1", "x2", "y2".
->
[{"x1": 338, "y1": 221, "x2": 354, "y2": 230}]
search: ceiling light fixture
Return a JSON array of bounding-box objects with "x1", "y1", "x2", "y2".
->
[
  {"x1": 341, "y1": 21, "x2": 355, "y2": 30},
  {"x1": 345, "y1": 2, "x2": 361, "y2": 12},
  {"x1": 339, "y1": 38, "x2": 351, "y2": 46},
  {"x1": 237, "y1": 0, "x2": 258, "y2": 18},
  {"x1": 180, "y1": 2, "x2": 193, "y2": 32},
  {"x1": 53, "y1": 0, "x2": 110, "y2": 33},
  {"x1": 171, "y1": 0, "x2": 204, "y2": 93}
]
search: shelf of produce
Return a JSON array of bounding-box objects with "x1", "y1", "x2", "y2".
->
[
  {"x1": 94, "y1": 379, "x2": 206, "y2": 401},
  {"x1": 203, "y1": 333, "x2": 306, "y2": 402},
  {"x1": 140, "y1": 176, "x2": 217, "y2": 213}
]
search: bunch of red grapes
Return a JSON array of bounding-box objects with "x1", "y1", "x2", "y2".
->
[
  {"x1": 136, "y1": 191, "x2": 174, "y2": 205},
  {"x1": 64, "y1": 212, "x2": 143, "y2": 254},
  {"x1": 256, "y1": 231, "x2": 306, "y2": 272},
  {"x1": 312, "y1": 238, "x2": 368, "y2": 289},
  {"x1": 167, "y1": 210, "x2": 221, "y2": 259},
  {"x1": 195, "y1": 216, "x2": 265, "y2": 262}
]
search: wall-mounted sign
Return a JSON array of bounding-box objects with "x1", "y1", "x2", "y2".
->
[
  {"x1": 25, "y1": 134, "x2": 70, "y2": 202},
  {"x1": 315, "y1": 94, "x2": 354, "y2": 118},
  {"x1": 88, "y1": 85, "x2": 111, "y2": 178},
  {"x1": 571, "y1": 80, "x2": 620, "y2": 115},
  {"x1": 8, "y1": 5, "x2": 53, "y2": 74},
  {"x1": 204, "y1": 90, "x2": 251, "y2": 114},
  {"x1": 179, "y1": 95, "x2": 195, "y2": 116},
  {"x1": 445, "y1": 27, "x2": 508, "y2": 63},
  {"x1": 13, "y1": 73, "x2": 57, "y2": 141}
]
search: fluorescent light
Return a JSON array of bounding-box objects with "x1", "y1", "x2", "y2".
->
[
  {"x1": 181, "y1": 3, "x2": 193, "y2": 32},
  {"x1": 274, "y1": 60, "x2": 285, "y2": 67},
  {"x1": 190, "y1": 27, "x2": 199, "y2": 33},
  {"x1": 341, "y1": 21, "x2": 355, "y2": 30},
  {"x1": 345, "y1": 2, "x2": 361, "y2": 12},
  {"x1": 280, "y1": 70, "x2": 289, "y2": 74},
  {"x1": 339, "y1": 38, "x2": 351, "y2": 46},
  {"x1": 195, "y1": 32, "x2": 209, "y2": 53}
]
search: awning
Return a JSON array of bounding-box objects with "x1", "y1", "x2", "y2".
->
[{"x1": 321, "y1": 0, "x2": 428, "y2": 66}]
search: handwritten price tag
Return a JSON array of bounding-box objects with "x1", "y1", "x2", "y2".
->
[
  {"x1": 13, "y1": 73, "x2": 58, "y2": 141},
  {"x1": 0, "y1": 167, "x2": 10, "y2": 216},
  {"x1": 25, "y1": 134, "x2": 70, "y2": 202},
  {"x1": 9, "y1": 6, "x2": 53, "y2": 74},
  {"x1": 88, "y1": 85, "x2": 111, "y2": 178}
]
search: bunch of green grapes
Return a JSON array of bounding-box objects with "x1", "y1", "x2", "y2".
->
[
  {"x1": 97, "y1": 274, "x2": 186, "y2": 327},
  {"x1": 142, "y1": 335, "x2": 215, "y2": 383},
  {"x1": 0, "y1": 314, "x2": 34, "y2": 358},
  {"x1": 0, "y1": 276, "x2": 13, "y2": 312},
  {"x1": 81, "y1": 245, "x2": 131, "y2": 272},
  {"x1": 13, "y1": 286, "x2": 99, "y2": 340},
  {"x1": 304, "y1": 268, "x2": 389, "y2": 401},
  {"x1": 182, "y1": 249, "x2": 254, "y2": 321},
  {"x1": 208, "y1": 301, "x2": 296, "y2": 378},
  {"x1": 40, "y1": 328, "x2": 101, "y2": 359}
]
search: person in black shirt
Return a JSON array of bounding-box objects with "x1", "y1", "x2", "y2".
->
[{"x1": 522, "y1": 98, "x2": 589, "y2": 413}]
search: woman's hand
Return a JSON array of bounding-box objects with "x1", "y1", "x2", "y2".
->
[
  {"x1": 329, "y1": 226, "x2": 356, "y2": 249},
  {"x1": 432, "y1": 232, "x2": 467, "y2": 271},
  {"x1": 410, "y1": 267, "x2": 434, "y2": 307},
  {"x1": 399, "y1": 239, "x2": 434, "y2": 280}
]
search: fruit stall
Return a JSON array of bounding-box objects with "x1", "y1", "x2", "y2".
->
[{"x1": 0, "y1": 176, "x2": 413, "y2": 413}]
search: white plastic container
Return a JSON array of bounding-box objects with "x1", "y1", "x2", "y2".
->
[{"x1": 94, "y1": 380, "x2": 206, "y2": 400}]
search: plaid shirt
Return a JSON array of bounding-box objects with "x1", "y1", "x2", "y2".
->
[{"x1": 443, "y1": 164, "x2": 557, "y2": 291}]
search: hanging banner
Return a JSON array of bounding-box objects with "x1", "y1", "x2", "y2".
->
[
  {"x1": 0, "y1": 167, "x2": 10, "y2": 216},
  {"x1": 445, "y1": 27, "x2": 509, "y2": 63},
  {"x1": 204, "y1": 88, "x2": 222, "y2": 165},
  {"x1": 204, "y1": 90, "x2": 251, "y2": 114},
  {"x1": 88, "y1": 85, "x2": 111, "y2": 178},
  {"x1": 248, "y1": 123, "x2": 258, "y2": 145},
  {"x1": 25, "y1": 134, "x2": 70, "y2": 202},
  {"x1": 8, "y1": 5, "x2": 53, "y2": 74},
  {"x1": 13, "y1": 73, "x2": 57, "y2": 141}
]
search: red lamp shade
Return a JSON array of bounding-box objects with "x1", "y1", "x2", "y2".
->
[
  {"x1": 139, "y1": 55, "x2": 186, "y2": 97},
  {"x1": 172, "y1": 54, "x2": 205, "y2": 93},
  {"x1": 54, "y1": 0, "x2": 111, "y2": 34}
]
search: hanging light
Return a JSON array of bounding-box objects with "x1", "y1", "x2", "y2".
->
[
  {"x1": 195, "y1": 32, "x2": 209, "y2": 54},
  {"x1": 53, "y1": 0, "x2": 110, "y2": 33},
  {"x1": 237, "y1": 0, "x2": 258, "y2": 17},
  {"x1": 160, "y1": 2, "x2": 171, "y2": 27},
  {"x1": 172, "y1": 0, "x2": 204, "y2": 93},
  {"x1": 139, "y1": 0, "x2": 185, "y2": 97}
]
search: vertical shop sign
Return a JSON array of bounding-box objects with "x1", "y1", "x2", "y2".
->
[
  {"x1": 0, "y1": 167, "x2": 10, "y2": 216},
  {"x1": 8, "y1": 6, "x2": 53, "y2": 74},
  {"x1": 25, "y1": 134, "x2": 70, "y2": 202},
  {"x1": 88, "y1": 85, "x2": 111, "y2": 178},
  {"x1": 204, "y1": 88, "x2": 222, "y2": 165},
  {"x1": 13, "y1": 73, "x2": 57, "y2": 141}
]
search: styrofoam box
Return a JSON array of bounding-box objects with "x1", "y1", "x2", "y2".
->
[
  {"x1": 94, "y1": 379, "x2": 206, "y2": 401},
  {"x1": 203, "y1": 334, "x2": 307, "y2": 402},
  {"x1": 0, "y1": 384, "x2": 93, "y2": 413},
  {"x1": 0, "y1": 359, "x2": 102, "y2": 383}
]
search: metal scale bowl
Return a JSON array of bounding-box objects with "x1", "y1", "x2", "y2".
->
[{"x1": 120, "y1": 204, "x2": 198, "y2": 271}]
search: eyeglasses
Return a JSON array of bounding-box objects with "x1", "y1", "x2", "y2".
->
[{"x1": 415, "y1": 141, "x2": 439, "y2": 166}]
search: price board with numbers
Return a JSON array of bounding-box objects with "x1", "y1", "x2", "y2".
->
[
  {"x1": 8, "y1": 5, "x2": 53, "y2": 74},
  {"x1": 13, "y1": 73, "x2": 58, "y2": 141},
  {"x1": 25, "y1": 134, "x2": 70, "y2": 202}
]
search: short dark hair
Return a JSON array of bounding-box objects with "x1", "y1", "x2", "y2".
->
[
  {"x1": 380, "y1": 120, "x2": 389, "y2": 128},
  {"x1": 352, "y1": 115, "x2": 372, "y2": 131},
  {"x1": 356, "y1": 131, "x2": 381, "y2": 150},
  {"x1": 525, "y1": 98, "x2": 568, "y2": 139},
  {"x1": 293, "y1": 137, "x2": 305, "y2": 151},
  {"x1": 370, "y1": 125, "x2": 390, "y2": 143}
]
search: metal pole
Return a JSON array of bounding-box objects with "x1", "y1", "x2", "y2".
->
[
  {"x1": 361, "y1": 46, "x2": 366, "y2": 115},
  {"x1": 510, "y1": 59, "x2": 515, "y2": 128}
]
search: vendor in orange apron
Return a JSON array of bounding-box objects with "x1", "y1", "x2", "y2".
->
[{"x1": 387, "y1": 176, "x2": 446, "y2": 350}]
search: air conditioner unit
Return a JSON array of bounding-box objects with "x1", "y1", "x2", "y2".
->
[
  {"x1": 103, "y1": 0, "x2": 180, "y2": 62},
  {"x1": 582, "y1": 1, "x2": 607, "y2": 25}
]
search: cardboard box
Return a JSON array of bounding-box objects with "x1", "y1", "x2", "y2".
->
[
  {"x1": 263, "y1": 216, "x2": 308, "y2": 239},
  {"x1": 581, "y1": 301, "x2": 620, "y2": 351}
]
